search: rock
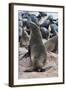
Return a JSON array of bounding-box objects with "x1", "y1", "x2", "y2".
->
[{"x1": 18, "y1": 47, "x2": 58, "y2": 79}]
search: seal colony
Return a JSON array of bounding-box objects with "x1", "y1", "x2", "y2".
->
[{"x1": 18, "y1": 11, "x2": 58, "y2": 72}]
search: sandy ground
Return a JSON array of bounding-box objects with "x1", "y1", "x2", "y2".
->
[{"x1": 18, "y1": 47, "x2": 58, "y2": 79}]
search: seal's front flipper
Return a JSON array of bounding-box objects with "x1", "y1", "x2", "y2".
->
[{"x1": 19, "y1": 52, "x2": 30, "y2": 61}]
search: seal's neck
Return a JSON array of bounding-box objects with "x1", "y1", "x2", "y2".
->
[{"x1": 30, "y1": 22, "x2": 43, "y2": 44}]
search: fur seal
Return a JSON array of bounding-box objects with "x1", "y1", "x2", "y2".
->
[
  {"x1": 20, "y1": 27, "x2": 29, "y2": 48},
  {"x1": 25, "y1": 21, "x2": 47, "y2": 72},
  {"x1": 44, "y1": 35, "x2": 58, "y2": 53},
  {"x1": 40, "y1": 19, "x2": 50, "y2": 29},
  {"x1": 19, "y1": 27, "x2": 22, "y2": 42},
  {"x1": 40, "y1": 27, "x2": 49, "y2": 39},
  {"x1": 39, "y1": 12, "x2": 47, "y2": 17},
  {"x1": 50, "y1": 23, "x2": 58, "y2": 34},
  {"x1": 37, "y1": 12, "x2": 47, "y2": 20}
]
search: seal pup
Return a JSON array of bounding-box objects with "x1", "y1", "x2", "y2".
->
[
  {"x1": 40, "y1": 27, "x2": 49, "y2": 39},
  {"x1": 50, "y1": 23, "x2": 58, "y2": 35},
  {"x1": 20, "y1": 27, "x2": 30, "y2": 48},
  {"x1": 29, "y1": 21, "x2": 47, "y2": 72},
  {"x1": 37, "y1": 12, "x2": 47, "y2": 21},
  {"x1": 44, "y1": 35, "x2": 58, "y2": 53},
  {"x1": 19, "y1": 27, "x2": 22, "y2": 42}
]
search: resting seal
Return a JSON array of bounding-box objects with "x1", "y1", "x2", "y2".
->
[{"x1": 44, "y1": 35, "x2": 58, "y2": 53}]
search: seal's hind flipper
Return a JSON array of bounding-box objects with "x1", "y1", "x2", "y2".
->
[
  {"x1": 24, "y1": 68, "x2": 34, "y2": 72},
  {"x1": 41, "y1": 65, "x2": 54, "y2": 72}
]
